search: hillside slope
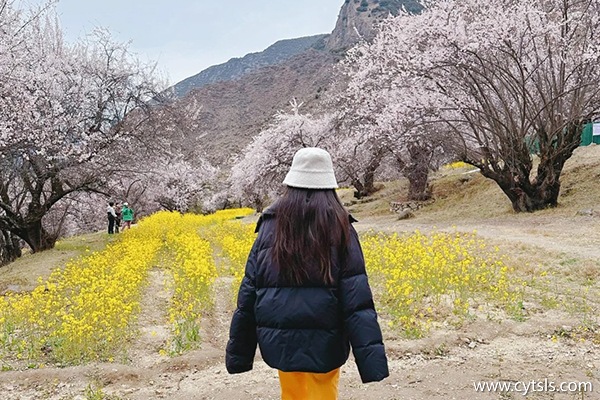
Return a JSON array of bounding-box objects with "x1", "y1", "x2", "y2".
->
[
  {"x1": 343, "y1": 144, "x2": 600, "y2": 220},
  {"x1": 182, "y1": 49, "x2": 338, "y2": 164}
]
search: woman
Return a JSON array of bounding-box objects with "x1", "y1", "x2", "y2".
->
[
  {"x1": 226, "y1": 147, "x2": 388, "y2": 399},
  {"x1": 121, "y1": 202, "x2": 134, "y2": 230}
]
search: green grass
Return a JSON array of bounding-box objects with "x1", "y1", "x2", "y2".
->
[
  {"x1": 0, "y1": 232, "x2": 112, "y2": 294},
  {"x1": 84, "y1": 383, "x2": 125, "y2": 400}
]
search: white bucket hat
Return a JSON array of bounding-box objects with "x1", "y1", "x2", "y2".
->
[{"x1": 283, "y1": 147, "x2": 338, "y2": 189}]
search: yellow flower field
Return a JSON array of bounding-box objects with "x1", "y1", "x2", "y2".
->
[
  {"x1": 361, "y1": 230, "x2": 525, "y2": 337},
  {"x1": 203, "y1": 219, "x2": 257, "y2": 296},
  {"x1": 0, "y1": 207, "x2": 530, "y2": 365},
  {"x1": 0, "y1": 219, "x2": 163, "y2": 363},
  {"x1": 0, "y1": 208, "x2": 254, "y2": 364}
]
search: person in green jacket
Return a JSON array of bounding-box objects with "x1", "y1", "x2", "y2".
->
[{"x1": 121, "y1": 202, "x2": 134, "y2": 230}]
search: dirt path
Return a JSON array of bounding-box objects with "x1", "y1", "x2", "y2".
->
[
  {"x1": 202, "y1": 275, "x2": 235, "y2": 350},
  {"x1": 354, "y1": 213, "x2": 600, "y2": 260},
  {"x1": 0, "y1": 215, "x2": 599, "y2": 399},
  {"x1": 128, "y1": 268, "x2": 173, "y2": 368}
]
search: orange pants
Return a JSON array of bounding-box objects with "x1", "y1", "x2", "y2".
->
[{"x1": 278, "y1": 368, "x2": 340, "y2": 400}]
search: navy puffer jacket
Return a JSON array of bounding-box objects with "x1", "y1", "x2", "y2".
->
[{"x1": 225, "y1": 209, "x2": 389, "y2": 383}]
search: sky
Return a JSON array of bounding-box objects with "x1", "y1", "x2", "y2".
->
[{"x1": 22, "y1": 0, "x2": 344, "y2": 85}]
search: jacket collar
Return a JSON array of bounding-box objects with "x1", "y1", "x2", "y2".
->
[{"x1": 255, "y1": 207, "x2": 357, "y2": 233}]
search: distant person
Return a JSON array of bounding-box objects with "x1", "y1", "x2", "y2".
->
[
  {"x1": 121, "y1": 202, "x2": 134, "y2": 230},
  {"x1": 107, "y1": 201, "x2": 117, "y2": 234},
  {"x1": 114, "y1": 203, "x2": 121, "y2": 233},
  {"x1": 226, "y1": 148, "x2": 388, "y2": 399}
]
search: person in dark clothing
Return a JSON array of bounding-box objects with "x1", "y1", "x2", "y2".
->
[
  {"x1": 107, "y1": 201, "x2": 117, "y2": 234},
  {"x1": 226, "y1": 147, "x2": 388, "y2": 400},
  {"x1": 114, "y1": 203, "x2": 121, "y2": 233}
]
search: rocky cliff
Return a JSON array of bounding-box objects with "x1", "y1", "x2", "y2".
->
[{"x1": 326, "y1": 0, "x2": 423, "y2": 50}]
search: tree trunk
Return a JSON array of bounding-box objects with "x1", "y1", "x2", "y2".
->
[
  {"x1": 404, "y1": 143, "x2": 433, "y2": 201},
  {"x1": 352, "y1": 171, "x2": 377, "y2": 199},
  {"x1": 352, "y1": 179, "x2": 375, "y2": 199},
  {"x1": 406, "y1": 162, "x2": 431, "y2": 201},
  {"x1": 252, "y1": 196, "x2": 265, "y2": 213},
  {"x1": 474, "y1": 124, "x2": 582, "y2": 212},
  {"x1": 0, "y1": 230, "x2": 22, "y2": 266},
  {"x1": 15, "y1": 220, "x2": 58, "y2": 253},
  {"x1": 351, "y1": 151, "x2": 382, "y2": 199},
  {"x1": 498, "y1": 180, "x2": 561, "y2": 212},
  {"x1": 352, "y1": 179, "x2": 367, "y2": 199},
  {"x1": 482, "y1": 157, "x2": 563, "y2": 213}
]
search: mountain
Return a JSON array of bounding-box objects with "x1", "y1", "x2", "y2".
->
[
  {"x1": 171, "y1": 35, "x2": 328, "y2": 98},
  {"x1": 172, "y1": 0, "x2": 423, "y2": 166},
  {"x1": 182, "y1": 49, "x2": 337, "y2": 165}
]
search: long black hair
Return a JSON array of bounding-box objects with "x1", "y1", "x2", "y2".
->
[{"x1": 272, "y1": 186, "x2": 350, "y2": 286}]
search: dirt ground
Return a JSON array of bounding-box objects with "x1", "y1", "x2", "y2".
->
[{"x1": 1, "y1": 213, "x2": 599, "y2": 399}]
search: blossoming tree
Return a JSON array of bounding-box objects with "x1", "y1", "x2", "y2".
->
[
  {"x1": 345, "y1": 0, "x2": 600, "y2": 211},
  {"x1": 336, "y1": 61, "x2": 448, "y2": 201},
  {"x1": 0, "y1": 2, "x2": 166, "y2": 254},
  {"x1": 147, "y1": 157, "x2": 219, "y2": 213},
  {"x1": 228, "y1": 101, "x2": 334, "y2": 210}
]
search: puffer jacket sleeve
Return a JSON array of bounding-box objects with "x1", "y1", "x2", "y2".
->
[
  {"x1": 339, "y1": 224, "x2": 389, "y2": 383},
  {"x1": 225, "y1": 236, "x2": 259, "y2": 374}
]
